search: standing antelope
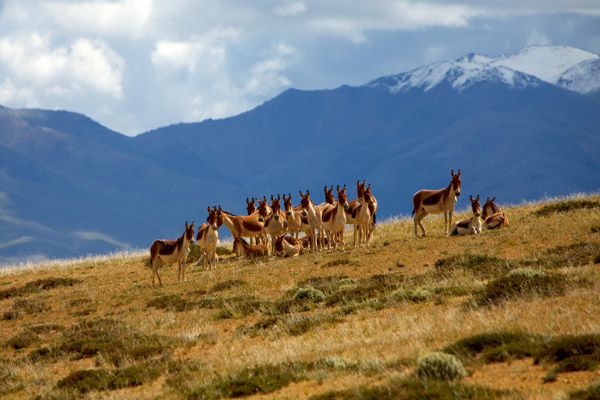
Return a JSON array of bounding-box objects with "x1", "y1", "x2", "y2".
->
[
  {"x1": 321, "y1": 185, "x2": 349, "y2": 251},
  {"x1": 299, "y1": 190, "x2": 324, "y2": 251},
  {"x1": 283, "y1": 194, "x2": 304, "y2": 239},
  {"x1": 482, "y1": 197, "x2": 510, "y2": 230},
  {"x1": 195, "y1": 207, "x2": 223, "y2": 270},
  {"x1": 149, "y1": 221, "x2": 195, "y2": 286},
  {"x1": 221, "y1": 199, "x2": 270, "y2": 256},
  {"x1": 450, "y1": 195, "x2": 482, "y2": 236},
  {"x1": 355, "y1": 184, "x2": 375, "y2": 247},
  {"x1": 412, "y1": 169, "x2": 462, "y2": 237},
  {"x1": 358, "y1": 181, "x2": 378, "y2": 241},
  {"x1": 264, "y1": 195, "x2": 288, "y2": 254}
]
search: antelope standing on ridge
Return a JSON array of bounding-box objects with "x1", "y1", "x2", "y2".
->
[
  {"x1": 320, "y1": 185, "x2": 349, "y2": 251},
  {"x1": 149, "y1": 221, "x2": 195, "y2": 286},
  {"x1": 264, "y1": 195, "x2": 288, "y2": 254},
  {"x1": 482, "y1": 197, "x2": 510, "y2": 230},
  {"x1": 195, "y1": 207, "x2": 223, "y2": 269},
  {"x1": 450, "y1": 195, "x2": 482, "y2": 236},
  {"x1": 299, "y1": 190, "x2": 324, "y2": 251},
  {"x1": 412, "y1": 169, "x2": 462, "y2": 237}
]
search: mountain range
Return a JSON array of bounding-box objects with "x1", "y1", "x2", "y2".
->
[{"x1": 1, "y1": 45, "x2": 599, "y2": 265}]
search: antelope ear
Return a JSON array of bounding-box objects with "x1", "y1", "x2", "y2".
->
[
  {"x1": 476, "y1": 195, "x2": 480, "y2": 201},
  {"x1": 337, "y1": 185, "x2": 340, "y2": 191},
  {"x1": 343, "y1": 184, "x2": 347, "y2": 191},
  {"x1": 278, "y1": 194, "x2": 281, "y2": 200},
  {"x1": 491, "y1": 197, "x2": 496, "y2": 202},
  {"x1": 207, "y1": 206, "x2": 211, "y2": 213},
  {"x1": 458, "y1": 169, "x2": 461, "y2": 176},
  {"x1": 299, "y1": 190, "x2": 304, "y2": 197},
  {"x1": 271, "y1": 194, "x2": 275, "y2": 201},
  {"x1": 451, "y1": 169, "x2": 455, "y2": 177},
  {"x1": 470, "y1": 195, "x2": 474, "y2": 202},
  {"x1": 191, "y1": 221, "x2": 195, "y2": 228},
  {"x1": 306, "y1": 189, "x2": 310, "y2": 196},
  {"x1": 324, "y1": 186, "x2": 327, "y2": 192}
]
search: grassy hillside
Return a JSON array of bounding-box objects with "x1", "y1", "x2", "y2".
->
[{"x1": 1, "y1": 194, "x2": 600, "y2": 399}]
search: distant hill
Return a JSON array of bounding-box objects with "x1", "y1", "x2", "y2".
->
[{"x1": 1, "y1": 45, "x2": 599, "y2": 264}]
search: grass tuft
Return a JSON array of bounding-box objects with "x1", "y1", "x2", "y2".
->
[
  {"x1": 55, "y1": 366, "x2": 160, "y2": 393},
  {"x1": 417, "y1": 352, "x2": 467, "y2": 381},
  {"x1": 443, "y1": 331, "x2": 543, "y2": 363},
  {"x1": 0, "y1": 277, "x2": 81, "y2": 299}
]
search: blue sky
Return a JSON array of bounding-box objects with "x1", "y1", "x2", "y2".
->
[{"x1": 0, "y1": 0, "x2": 599, "y2": 136}]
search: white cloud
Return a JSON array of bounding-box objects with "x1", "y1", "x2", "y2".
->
[
  {"x1": 275, "y1": 2, "x2": 308, "y2": 17},
  {"x1": 0, "y1": 33, "x2": 124, "y2": 100},
  {"x1": 40, "y1": 0, "x2": 153, "y2": 39},
  {"x1": 526, "y1": 30, "x2": 551, "y2": 46}
]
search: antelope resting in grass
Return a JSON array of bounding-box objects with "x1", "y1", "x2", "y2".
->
[
  {"x1": 320, "y1": 185, "x2": 349, "y2": 251},
  {"x1": 482, "y1": 197, "x2": 510, "y2": 230},
  {"x1": 450, "y1": 195, "x2": 482, "y2": 236},
  {"x1": 221, "y1": 199, "x2": 270, "y2": 256},
  {"x1": 233, "y1": 236, "x2": 269, "y2": 259},
  {"x1": 195, "y1": 207, "x2": 223, "y2": 270},
  {"x1": 274, "y1": 234, "x2": 305, "y2": 257},
  {"x1": 150, "y1": 221, "x2": 195, "y2": 286},
  {"x1": 412, "y1": 169, "x2": 462, "y2": 237}
]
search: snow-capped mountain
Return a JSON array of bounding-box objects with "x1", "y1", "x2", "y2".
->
[{"x1": 369, "y1": 45, "x2": 600, "y2": 95}]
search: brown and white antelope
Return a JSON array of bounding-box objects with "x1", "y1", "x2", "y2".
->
[
  {"x1": 274, "y1": 234, "x2": 305, "y2": 257},
  {"x1": 195, "y1": 207, "x2": 223, "y2": 270},
  {"x1": 355, "y1": 184, "x2": 375, "y2": 247},
  {"x1": 299, "y1": 190, "x2": 324, "y2": 251},
  {"x1": 358, "y1": 181, "x2": 378, "y2": 241},
  {"x1": 221, "y1": 199, "x2": 270, "y2": 256},
  {"x1": 412, "y1": 169, "x2": 462, "y2": 237},
  {"x1": 450, "y1": 195, "x2": 482, "y2": 236},
  {"x1": 482, "y1": 197, "x2": 510, "y2": 230},
  {"x1": 320, "y1": 185, "x2": 349, "y2": 251},
  {"x1": 283, "y1": 194, "x2": 304, "y2": 239},
  {"x1": 149, "y1": 221, "x2": 195, "y2": 286},
  {"x1": 264, "y1": 195, "x2": 288, "y2": 254},
  {"x1": 233, "y1": 236, "x2": 269, "y2": 259}
]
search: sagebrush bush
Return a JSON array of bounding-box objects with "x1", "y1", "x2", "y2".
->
[
  {"x1": 434, "y1": 254, "x2": 514, "y2": 280},
  {"x1": 533, "y1": 199, "x2": 600, "y2": 217},
  {"x1": 443, "y1": 331, "x2": 543, "y2": 363},
  {"x1": 417, "y1": 352, "x2": 467, "y2": 381},
  {"x1": 292, "y1": 287, "x2": 326, "y2": 303}
]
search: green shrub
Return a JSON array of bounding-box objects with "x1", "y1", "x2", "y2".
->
[
  {"x1": 292, "y1": 288, "x2": 326, "y2": 303},
  {"x1": 146, "y1": 294, "x2": 193, "y2": 312},
  {"x1": 417, "y1": 352, "x2": 467, "y2": 381},
  {"x1": 471, "y1": 271, "x2": 566, "y2": 307},
  {"x1": 443, "y1": 331, "x2": 542, "y2": 363},
  {"x1": 56, "y1": 366, "x2": 160, "y2": 393},
  {"x1": 533, "y1": 199, "x2": 600, "y2": 217},
  {"x1": 542, "y1": 242, "x2": 600, "y2": 268},
  {"x1": 536, "y1": 334, "x2": 600, "y2": 364},
  {"x1": 5, "y1": 330, "x2": 39, "y2": 349},
  {"x1": 209, "y1": 280, "x2": 247, "y2": 293},
  {"x1": 434, "y1": 254, "x2": 514, "y2": 280}
]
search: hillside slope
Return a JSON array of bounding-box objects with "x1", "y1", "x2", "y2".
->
[{"x1": 1, "y1": 195, "x2": 599, "y2": 399}]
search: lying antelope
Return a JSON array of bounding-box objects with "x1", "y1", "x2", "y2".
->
[
  {"x1": 320, "y1": 185, "x2": 349, "y2": 251},
  {"x1": 299, "y1": 190, "x2": 324, "y2": 251},
  {"x1": 274, "y1": 234, "x2": 304, "y2": 257},
  {"x1": 149, "y1": 221, "x2": 195, "y2": 286},
  {"x1": 221, "y1": 199, "x2": 270, "y2": 256},
  {"x1": 233, "y1": 236, "x2": 269, "y2": 259},
  {"x1": 450, "y1": 195, "x2": 482, "y2": 236},
  {"x1": 412, "y1": 169, "x2": 462, "y2": 237},
  {"x1": 264, "y1": 195, "x2": 288, "y2": 254},
  {"x1": 195, "y1": 207, "x2": 223, "y2": 269},
  {"x1": 482, "y1": 197, "x2": 510, "y2": 230}
]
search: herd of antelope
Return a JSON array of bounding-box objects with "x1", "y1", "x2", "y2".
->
[{"x1": 150, "y1": 171, "x2": 509, "y2": 285}]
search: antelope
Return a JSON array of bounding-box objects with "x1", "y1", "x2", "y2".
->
[
  {"x1": 450, "y1": 195, "x2": 482, "y2": 236},
  {"x1": 274, "y1": 234, "x2": 304, "y2": 257},
  {"x1": 320, "y1": 185, "x2": 349, "y2": 251},
  {"x1": 355, "y1": 184, "x2": 375, "y2": 247},
  {"x1": 412, "y1": 169, "x2": 462, "y2": 237},
  {"x1": 482, "y1": 197, "x2": 510, "y2": 230},
  {"x1": 195, "y1": 207, "x2": 223, "y2": 269},
  {"x1": 233, "y1": 236, "x2": 269, "y2": 259},
  {"x1": 299, "y1": 190, "x2": 324, "y2": 251},
  {"x1": 283, "y1": 193, "x2": 304, "y2": 239},
  {"x1": 264, "y1": 195, "x2": 288, "y2": 254},
  {"x1": 221, "y1": 199, "x2": 270, "y2": 256},
  {"x1": 149, "y1": 221, "x2": 195, "y2": 286}
]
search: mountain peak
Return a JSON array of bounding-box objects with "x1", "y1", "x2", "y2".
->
[{"x1": 368, "y1": 45, "x2": 598, "y2": 95}]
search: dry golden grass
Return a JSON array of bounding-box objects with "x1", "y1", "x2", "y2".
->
[{"x1": 1, "y1": 194, "x2": 600, "y2": 399}]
